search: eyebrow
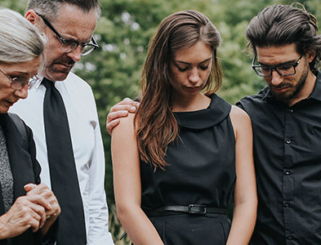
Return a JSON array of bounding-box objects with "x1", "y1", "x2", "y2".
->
[
  {"x1": 174, "y1": 57, "x2": 212, "y2": 65},
  {"x1": 6, "y1": 71, "x2": 29, "y2": 76},
  {"x1": 258, "y1": 59, "x2": 297, "y2": 66}
]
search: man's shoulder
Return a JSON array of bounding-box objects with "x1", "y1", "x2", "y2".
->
[{"x1": 237, "y1": 87, "x2": 269, "y2": 111}]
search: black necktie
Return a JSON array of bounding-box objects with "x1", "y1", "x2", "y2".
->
[{"x1": 42, "y1": 78, "x2": 87, "y2": 244}]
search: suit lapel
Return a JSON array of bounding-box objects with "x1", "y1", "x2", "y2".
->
[{"x1": 0, "y1": 113, "x2": 37, "y2": 199}]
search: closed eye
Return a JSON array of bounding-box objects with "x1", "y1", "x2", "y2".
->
[
  {"x1": 200, "y1": 65, "x2": 209, "y2": 71},
  {"x1": 278, "y1": 65, "x2": 293, "y2": 71},
  {"x1": 261, "y1": 66, "x2": 271, "y2": 72},
  {"x1": 9, "y1": 76, "x2": 23, "y2": 82},
  {"x1": 175, "y1": 64, "x2": 189, "y2": 72}
]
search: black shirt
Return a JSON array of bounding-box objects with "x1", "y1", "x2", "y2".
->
[{"x1": 237, "y1": 71, "x2": 321, "y2": 245}]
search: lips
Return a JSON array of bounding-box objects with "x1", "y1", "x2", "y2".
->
[
  {"x1": 186, "y1": 86, "x2": 201, "y2": 90},
  {"x1": 57, "y1": 63, "x2": 73, "y2": 68},
  {"x1": 54, "y1": 57, "x2": 75, "y2": 68},
  {"x1": 271, "y1": 84, "x2": 292, "y2": 94},
  {"x1": 4, "y1": 100, "x2": 15, "y2": 107}
]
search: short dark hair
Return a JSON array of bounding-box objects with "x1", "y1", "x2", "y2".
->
[
  {"x1": 246, "y1": 3, "x2": 321, "y2": 73},
  {"x1": 26, "y1": 0, "x2": 101, "y2": 20}
]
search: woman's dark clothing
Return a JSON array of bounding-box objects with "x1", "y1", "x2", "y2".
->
[
  {"x1": 0, "y1": 123, "x2": 14, "y2": 213},
  {"x1": 0, "y1": 113, "x2": 51, "y2": 245},
  {"x1": 140, "y1": 94, "x2": 236, "y2": 245}
]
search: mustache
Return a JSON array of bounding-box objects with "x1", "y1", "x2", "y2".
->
[
  {"x1": 271, "y1": 83, "x2": 292, "y2": 89},
  {"x1": 54, "y1": 57, "x2": 75, "y2": 66}
]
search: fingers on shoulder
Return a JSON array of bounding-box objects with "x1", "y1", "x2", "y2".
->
[{"x1": 110, "y1": 98, "x2": 139, "y2": 113}]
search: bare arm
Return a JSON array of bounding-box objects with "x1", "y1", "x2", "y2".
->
[
  {"x1": 226, "y1": 105, "x2": 257, "y2": 245},
  {"x1": 111, "y1": 113, "x2": 163, "y2": 245},
  {"x1": 106, "y1": 98, "x2": 140, "y2": 134}
]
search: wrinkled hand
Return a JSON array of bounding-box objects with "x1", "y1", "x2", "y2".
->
[
  {"x1": 24, "y1": 184, "x2": 60, "y2": 220},
  {"x1": 106, "y1": 98, "x2": 140, "y2": 134},
  {"x1": 24, "y1": 183, "x2": 61, "y2": 235},
  {"x1": 0, "y1": 186, "x2": 49, "y2": 238}
]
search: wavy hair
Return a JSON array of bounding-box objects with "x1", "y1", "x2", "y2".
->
[
  {"x1": 135, "y1": 10, "x2": 222, "y2": 169},
  {"x1": 246, "y1": 3, "x2": 321, "y2": 73}
]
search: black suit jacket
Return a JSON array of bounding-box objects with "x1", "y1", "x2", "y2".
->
[{"x1": 0, "y1": 113, "x2": 42, "y2": 245}]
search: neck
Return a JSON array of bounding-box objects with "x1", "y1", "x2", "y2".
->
[{"x1": 172, "y1": 93, "x2": 211, "y2": 112}]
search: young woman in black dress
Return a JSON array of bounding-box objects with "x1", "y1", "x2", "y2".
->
[{"x1": 111, "y1": 10, "x2": 257, "y2": 245}]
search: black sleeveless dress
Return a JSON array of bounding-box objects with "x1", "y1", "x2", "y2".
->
[{"x1": 140, "y1": 94, "x2": 236, "y2": 245}]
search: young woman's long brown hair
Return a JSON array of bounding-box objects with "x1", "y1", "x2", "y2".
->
[{"x1": 135, "y1": 10, "x2": 222, "y2": 169}]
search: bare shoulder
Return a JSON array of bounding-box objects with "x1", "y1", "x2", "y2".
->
[
  {"x1": 113, "y1": 113, "x2": 136, "y2": 136},
  {"x1": 229, "y1": 105, "x2": 252, "y2": 134}
]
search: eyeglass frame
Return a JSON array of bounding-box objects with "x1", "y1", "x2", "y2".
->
[
  {"x1": 252, "y1": 53, "x2": 304, "y2": 77},
  {"x1": 0, "y1": 67, "x2": 35, "y2": 90},
  {"x1": 35, "y1": 12, "x2": 99, "y2": 56}
]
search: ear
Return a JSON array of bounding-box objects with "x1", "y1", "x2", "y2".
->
[
  {"x1": 25, "y1": 10, "x2": 39, "y2": 26},
  {"x1": 306, "y1": 50, "x2": 316, "y2": 63}
]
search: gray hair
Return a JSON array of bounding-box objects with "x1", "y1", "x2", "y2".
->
[
  {"x1": 26, "y1": 0, "x2": 101, "y2": 21},
  {"x1": 0, "y1": 7, "x2": 44, "y2": 63}
]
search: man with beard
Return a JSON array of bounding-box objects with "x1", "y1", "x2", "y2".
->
[
  {"x1": 10, "y1": 0, "x2": 114, "y2": 244},
  {"x1": 237, "y1": 4, "x2": 321, "y2": 244},
  {"x1": 106, "y1": 3, "x2": 321, "y2": 245}
]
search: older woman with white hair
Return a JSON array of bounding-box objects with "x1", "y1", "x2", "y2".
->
[{"x1": 0, "y1": 7, "x2": 60, "y2": 245}]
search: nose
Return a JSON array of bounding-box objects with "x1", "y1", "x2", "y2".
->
[
  {"x1": 188, "y1": 68, "x2": 200, "y2": 84},
  {"x1": 270, "y1": 69, "x2": 284, "y2": 87},
  {"x1": 67, "y1": 46, "x2": 82, "y2": 62},
  {"x1": 14, "y1": 84, "x2": 29, "y2": 99}
]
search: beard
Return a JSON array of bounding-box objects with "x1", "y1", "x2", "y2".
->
[{"x1": 270, "y1": 63, "x2": 309, "y2": 103}]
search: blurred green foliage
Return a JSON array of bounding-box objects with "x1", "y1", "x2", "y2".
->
[{"x1": 5, "y1": 0, "x2": 321, "y2": 244}]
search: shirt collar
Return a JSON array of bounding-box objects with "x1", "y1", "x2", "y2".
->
[
  {"x1": 28, "y1": 75, "x2": 44, "y2": 90},
  {"x1": 28, "y1": 75, "x2": 60, "y2": 91}
]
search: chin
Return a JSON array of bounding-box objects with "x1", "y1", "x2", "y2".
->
[
  {"x1": 48, "y1": 71, "x2": 70, "y2": 82},
  {"x1": 0, "y1": 106, "x2": 9, "y2": 114}
]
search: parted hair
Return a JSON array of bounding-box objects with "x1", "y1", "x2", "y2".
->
[
  {"x1": 26, "y1": 0, "x2": 101, "y2": 20},
  {"x1": 246, "y1": 3, "x2": 321, "y2": 73},
  {"x1": 0, "y1": 7, "x2": 44, "y2": 63},
  {"x1": 135, "y1": 10, "x2": 222, "y2": 169}
]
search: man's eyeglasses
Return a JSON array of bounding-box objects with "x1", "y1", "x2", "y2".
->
[
  {"x1": 0, "y1": 67, "x2": 36, "y2": 90},
  {"x1": 252, "y1": 54, "x2": 303, "y2": 77},
  {"x1": 36, "y1": 12, "x2": 99, "y2": 56}
]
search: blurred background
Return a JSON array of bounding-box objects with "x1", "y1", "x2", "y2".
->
[{"x1": 4, "y1": 0, "x2": 321, "y2": 244}]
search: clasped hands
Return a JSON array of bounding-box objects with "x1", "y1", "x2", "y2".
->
[{"x1": 0, "y1": 183, "x2": 60, "y2": 239}]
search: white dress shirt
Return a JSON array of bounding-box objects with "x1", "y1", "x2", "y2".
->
[{"x1": 10, "y1": 72, "x2": 114, "y2": 245}]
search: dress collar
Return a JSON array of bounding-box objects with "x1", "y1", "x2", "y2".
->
[{"x1": 174, "y1": 94, "x2": 231, "y2": 129}]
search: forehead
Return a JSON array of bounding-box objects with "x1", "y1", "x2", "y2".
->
[
  {"x1": 52, "y1": 4, "x2": 97, "y2": 40},
  {"x1": 173, "y1": 41, "x2": 212, "y2": 62},
  {"x1": 256, "y1": 43, "x2": 299, "y2": 64},
  {"x1": 4, "y1": 57, "x2": 42, "y2": 74}
]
